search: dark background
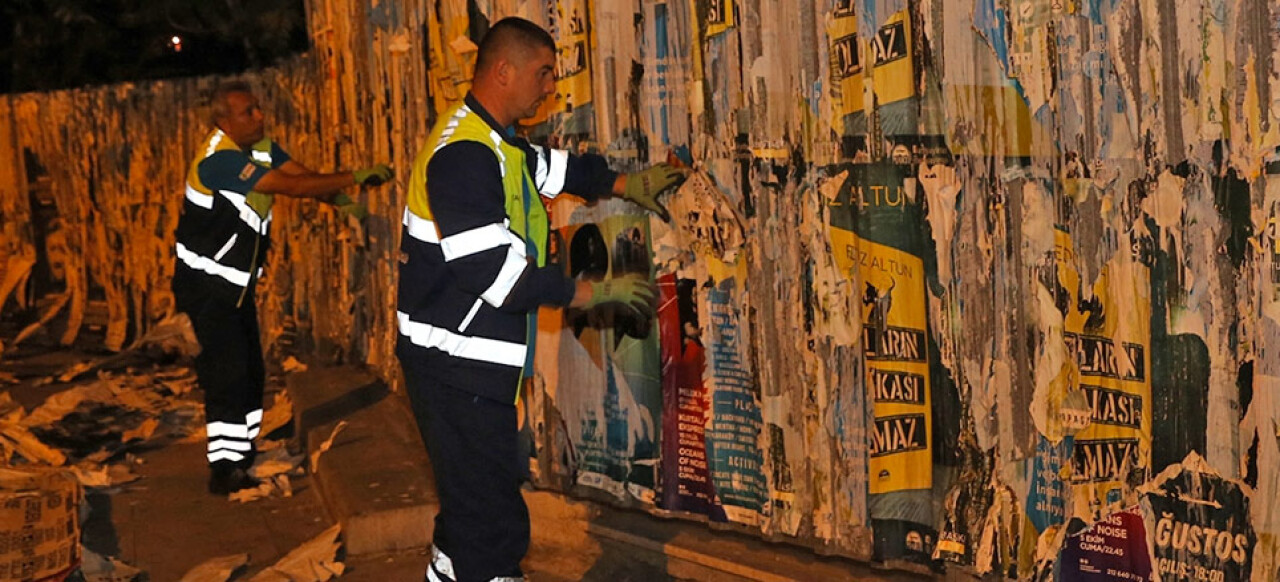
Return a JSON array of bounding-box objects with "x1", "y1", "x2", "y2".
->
[{"x1": 1, "y1": 0, "x2": 308, "y2": 93}]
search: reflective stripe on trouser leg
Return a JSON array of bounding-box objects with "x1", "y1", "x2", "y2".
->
[
  {"x1": 426, "y1": 545, "x2": 455, "y2": 582},
  {"x1": 246, "y1": 408, "x2": 263, "y2": 439},
  {"x1": 179, "y1": 283, "x2": 266, "y2": 470},
  {"x1": 207, "y1": 420, "x2": 251, "y2": 463},
  {"x1": 425, "y1": 546, "x2": 523, "y2": 582}
]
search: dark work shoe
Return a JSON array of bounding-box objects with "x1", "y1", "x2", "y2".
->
[{"x1": 208, "y1": 466, "x2": 261, "y2": 495}]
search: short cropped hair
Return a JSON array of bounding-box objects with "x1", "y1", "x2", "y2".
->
[
  {"x1": 209, "y1": 81, "x2": 253, "y2": 125},
  {"x1": 474, "y1": 17, "x2": 556, "y2": 74}
]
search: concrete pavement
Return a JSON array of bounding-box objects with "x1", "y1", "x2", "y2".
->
[
  {"x1": 291, "y1": 364, "x2": 932, "y2": 582},
  {"x1": 2, "y1": 346, "x2": 932, "y2": 581}
]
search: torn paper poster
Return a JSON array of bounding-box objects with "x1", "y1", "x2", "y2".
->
[
  {"x1": 537, "y1": 211, "x2": 663, "y2": 504},
  {"x1": 1140, "y1": 453, "x2": 1257, "y2": 582},
  {"x1": 1058, "y1": 506, "x2": 1153, "y2": 582},
  {"x1": 657, "y1": 273, "x2": 722, "y2": 519},
  {"x1": 651, "y1": 170, "x2": 746, "y2": 266},
  {"x1": 701, "y1": 270, "x2": 767, "y2": 525}
]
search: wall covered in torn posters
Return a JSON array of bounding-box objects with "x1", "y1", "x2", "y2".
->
[{"x1": 2, "y1": 0, "x2": 1280, "y2": 578}]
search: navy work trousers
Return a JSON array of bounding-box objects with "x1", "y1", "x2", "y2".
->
[
  {"x1": 175, "y1": 281, "x2": 265, "y2": 471},
  {"x1": 398, "y1": 345, "x2": 529, "y2": 582}
]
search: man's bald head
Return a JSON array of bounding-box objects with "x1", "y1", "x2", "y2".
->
[{"x1": 474, "y1": 17, "x2": 556, "y2": 77}]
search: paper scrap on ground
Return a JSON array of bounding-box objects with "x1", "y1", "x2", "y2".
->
[
  {"x1": 135, "y1": 312, "x2": 201, "y2": 357},
  {"x1": 247, "y1": 524, "x2": 344, "y2": 582},
  {"x1": 121, "y1": 418, "x2": 158, "y2": 443},
  {"x1": 0, "y1": 392, "x2": 21, "y2": 423},
  {"x1": 81, "y1": 548, "x2": 145, "y2": 582},
  {"x1": 309, "y1": 421, "x2": 348, "y2": 473},
  {"x1": 21, "y1": 381, "x2": 116, "y2": 427},
  {"x1": 0, "y1": 422, "x2": 66, "y2": 465},
  {"x1": 179, "y1": 553, "x2": 249, "y2": 582},
  {"x1": 281, "y1": 356, "x2": 308, "y2": 373},
  {"x1": 259, "y1": 392, "x2": 293, "y2": 438},
  {"x1": 71, "y1": 462, "x2": 139, "y2": 489},
  {"x1": 229, "y1": 474, "x2": 292, "y2": 503}
]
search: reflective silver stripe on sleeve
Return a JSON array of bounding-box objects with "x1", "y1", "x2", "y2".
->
[
  {"x1": 175, "y1": 243, "x2": 251, "y2": 287},
  {"x1": 185, "y1": 184, "x2": 214, "y2": 209},
  {"x1": 479, "y1": 245, "x2": 528, "y2": 308},
  {"x1": 440, "y1": 223, "x2": 514, "y2": 261},
  {"x1": 403, "y1": 208, "x2": 441, "y2": 244},
  {"x1": 530, "y1": 145, "x2": 569, "y2": 196},
  {"x1": 204, "y1": 130, "x2": 225, "y2": 158},
  {"x1": 218, "y1": 189, "x2": 273, "y2": 233},
  {"x1": 432, "y1": 107, "x2": 470, "y2": 154},
  {"x1": 396, "y1": 311, "x2": 526, "y2": 368}
]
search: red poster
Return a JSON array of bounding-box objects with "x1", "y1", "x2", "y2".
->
[{"x1": 658, "y1": 274, "x2": 720, "y2": 517}]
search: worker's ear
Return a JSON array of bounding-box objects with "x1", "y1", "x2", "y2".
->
[{"x1": 493, "y1": 58, "x2": 513, "y2": 87}]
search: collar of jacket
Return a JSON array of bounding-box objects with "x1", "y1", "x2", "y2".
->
[{"x1": 464, "y1": 93, "x2": 520, "y2": 145}]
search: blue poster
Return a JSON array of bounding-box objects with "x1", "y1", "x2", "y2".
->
[{"x1": 705, "y1": 278, "x2": 767, "y2": 523}]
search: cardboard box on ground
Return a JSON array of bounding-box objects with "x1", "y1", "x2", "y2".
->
[{"x1": 0, "y1": 467, "x2": 81, "y2": 582}]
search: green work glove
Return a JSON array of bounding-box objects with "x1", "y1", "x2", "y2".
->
[
  {"x1": 353, "y1": 164, "x2": 394, "y2": 186},
  {"x1": 332, "y1": 193, "x2": 368, "y2": 221},
  {"x1": 622, "y1": 164, "x2": 688, "y2": 222},
  {"x1": 584, "y1": 276, "x2": 658, "y2": 318}
]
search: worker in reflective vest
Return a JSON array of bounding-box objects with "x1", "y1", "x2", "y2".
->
[
  {"x1": 397, "y1": 17, "x2": 687, "y2": 582},
  {"x1": 173, "y1": 81, "x2": 393, "y2": 495}
]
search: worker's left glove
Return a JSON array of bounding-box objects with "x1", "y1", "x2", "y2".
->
[
  {"x1": 332, "y1": 193, "x2": 368, "y2": 221},
  {"x1": 353, "y1": 164, "x2": 394, "y2": 186},
  {"x1": 621, "y1": 164, "x2": 688, "y2": 222}
]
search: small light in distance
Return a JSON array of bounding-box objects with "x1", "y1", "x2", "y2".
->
[{"x1": 170, "y1": 35, "x2": 183, "y2": 53}]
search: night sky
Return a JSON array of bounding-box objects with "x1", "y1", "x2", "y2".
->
[{"x1": 1, "y1": 0, "x2": 308, "y2": 93}]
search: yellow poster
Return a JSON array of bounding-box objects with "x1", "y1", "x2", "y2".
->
[
  {"x1": 528, "y1": 0, "x2": 593, "y2": 125},
  {"x1": 704, "y1": 0, "x2": 735, "y2": 37},
  {"x1": 870, "y1": 10, "x2": 914, "y2": 106},
  {"x1": 827, "y1": 5, "x2": 863, "y2": 127},
  {"x1": 830, "y1": 227, "x2": 932, "y2": 494},
  {"x1": 1054, "y1": 230, "x2": 1151, "y2": 501}
]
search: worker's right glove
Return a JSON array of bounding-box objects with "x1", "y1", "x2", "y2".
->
[
  {"x1": 332, "y1": 193, "x2": 369, "y2": 221},
  {"x1": 353, "y1": 164, "x2": 394, "y2": 186},
  {"x1": 583, "y1": 276, "x2": 658, "y2": 318}
]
